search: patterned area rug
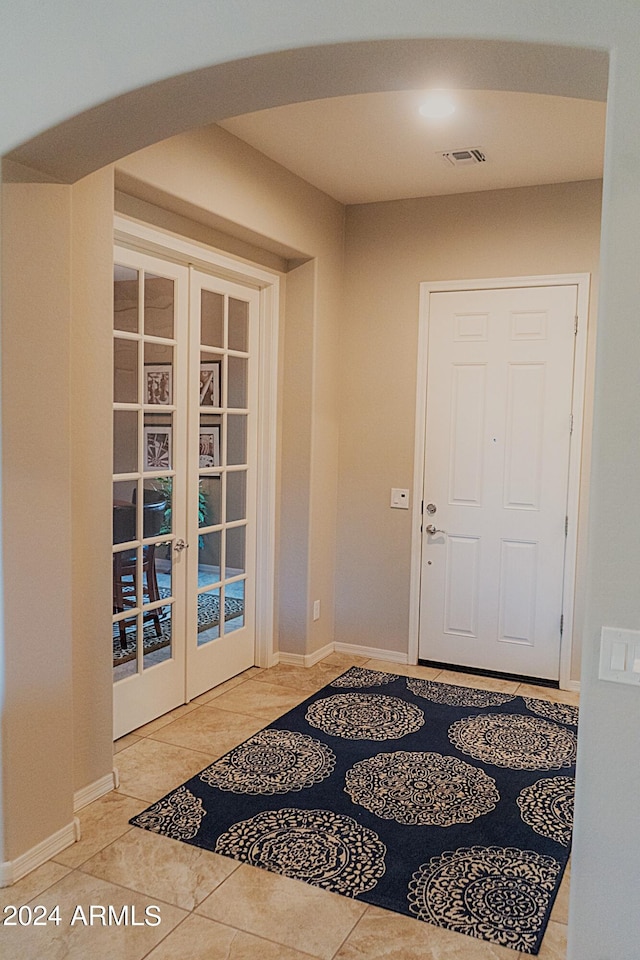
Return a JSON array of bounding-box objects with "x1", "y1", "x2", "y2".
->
[
  {"x1": 113, "y1": 589, "x2": 244, "y2": 665},
  {"x1": 130, "y1": 667, "x2": 577, "y2": 954}
]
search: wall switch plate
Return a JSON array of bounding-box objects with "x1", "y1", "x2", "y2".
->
[
  {"x1": 599, "y1": 627, "x2": 640, "y2": 686},
  {"x1": 391, "y1": 488, "x2": 410, "y2": 509},
  {"x1": 313, "y1": 600, "x2": 320, "y2": 621}
]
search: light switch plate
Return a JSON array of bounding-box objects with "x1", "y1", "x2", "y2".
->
[
  {"x1": 599, "y1": 627, "x2": 640, "y2": 686},
  {"x1": 390, "y1": 488, "x2": 410, "y2": 509}
]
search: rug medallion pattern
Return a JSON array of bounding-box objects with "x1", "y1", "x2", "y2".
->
[
  {"x1": 131, "y1": 669, "x2": 577, "y2": 955},
  {"x1": 199, "y1": 729, "x2": 335, "y2": 795},
  {"x1": 448, "y1": 713, "x2": 578, "y2": 770},
  {"x1": 408, "y1": 845, "x2": 561, "y2": 953},
  {"x1": 345, "y1": 751, "x2": 500, "y2": 825},
  {"x1": 517, "y1": 776, "x2": 575, "y2": 846},
  {"x1": 305, "y1": 692, "x2": 425, "y2": 740},
  {"x1": 215, "y1": 807, "x2": 386, "y2": 895},
  {"x1": 406, "y1": 678, "x2": 516, "y2": 707}
]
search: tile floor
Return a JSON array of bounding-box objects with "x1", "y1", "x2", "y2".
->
[{"x1": 1, "y1": 654, "x2": 578, "y2": 959}]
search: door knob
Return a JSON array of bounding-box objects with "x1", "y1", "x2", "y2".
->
[
  {"x1": 174, "y1": 539, "x2": 188, "y2": 552},
  {"x1": 425, "y1": 524, "x2": 447, "y2": 536}
]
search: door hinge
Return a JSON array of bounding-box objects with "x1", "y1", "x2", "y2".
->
[
  {"x1": 560, "y1": 614, "x2": 564, "y2": 637},
  {"x1": 574, "y1": 316, "x2": 578, "y2": 335},
  {"x1": 565, "y1": 516, "x2": 569, "y2": 537},
  {"x1": 570, "y1": 413, "x2": 574, "y2": 435}
]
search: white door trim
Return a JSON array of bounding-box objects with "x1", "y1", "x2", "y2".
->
[
  {"x1": 114, "y1": 214, "x2": 280, "y2": 672},
  {"x1": 408, "y1": 274, "x2": 590, "y2": 689}
]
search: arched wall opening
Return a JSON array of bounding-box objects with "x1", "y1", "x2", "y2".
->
[{"x1": 1, "y1": 18, "x2": 639, "y2": 959}]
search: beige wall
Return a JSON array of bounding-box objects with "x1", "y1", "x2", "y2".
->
[
  {"x1": 70, "y1": 167, "x2": 115, "y2": 794},
  {"x1": 117, "y1": 125, "x2": 345, "y2": 658},
  {"x1": 1, "y1": 180, "x2": 75, "y2": 857},
  {"x1": 337, "y1": 179, "x2": 602, "y2": 678}
]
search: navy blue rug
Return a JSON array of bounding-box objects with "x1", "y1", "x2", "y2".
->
[{"x1": 130, "y1": 667, "x2": 577, "y2": 954}]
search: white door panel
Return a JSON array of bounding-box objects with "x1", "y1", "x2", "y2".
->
[{"x1": 418, "y1": 284, "x2": 578, "y2": 680}]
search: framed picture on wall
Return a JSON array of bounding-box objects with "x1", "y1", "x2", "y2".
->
[
  {"x1": 200, "y1": 360, "x2": 221, "y2": 407},
  {"x1": 145, "y1": 363, "x2": 173, "y2": 405},
  {"x1": 144, "y1": 426, "x2": 172, "y2": 470},
  {"x1": 199, "y1": 425, "x2": 221, "y2": 468}
]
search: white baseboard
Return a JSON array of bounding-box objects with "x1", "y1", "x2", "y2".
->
[
  {"x1": 278, "y1": 642, "x2": 336, "y2": 668},
  {"x1": 1, "y1": 818, "x2": 80, "y2": 888},
  {"x1": 74, "y1": 770, "x2": 118, "y2": 812},
  {"x1": 334, "y1": 642, "x2": 409, "y2": 664},
  {"x1": 561, "y1": 680, "x2": 581, "y2": 694}
]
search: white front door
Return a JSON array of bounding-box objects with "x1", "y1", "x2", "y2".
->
[{"x1": 418, "y1": 282, "x2": 579, "y2": 680}]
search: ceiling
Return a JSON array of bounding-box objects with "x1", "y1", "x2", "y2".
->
[{"x1": 218, "y1": 89, "x2": 606, "y2": 205}]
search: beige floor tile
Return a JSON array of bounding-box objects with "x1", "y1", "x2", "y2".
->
[
  {"x1": 515, "y1": 683, "x2": 580, "y2": 707},
  {"x1": 208, "y1": 679, "x2": 309, "y2": 722},
  {"x1": 80, "y1": 829, "x2": 238, "y2": 911},
  {"x1": 197, "y1": 863, "x2": 366, "y2": 960},
  {"x1": 115, "y1": 737, "x2": 217, "y2": 803},
  {"x1": 147, "y1": 704, "x2": 265, "y2": 758},
  {"x1": 55, "y1": 792, "x2": 147, "y2": 868},
  {"x1": 334, "y1": 905, "x2": 544, "y2": 959},
  {"x1": 132, "y1": 702, "x2": 200, "y2": 737},
  {"x1": 145, "y1": 913, "x2": 319, "y2": 960},
  {"x1": 550, "y1": 860, "x2": 571, "y2": 926},
  {"x1": 0, "y1": 869, "x2": 186, "y2": 960},
  {"x1": 0, "y1": 860, "x2": 71, "y2": 906},
  {"x1": 537, "y1": 920, "x2": 567, "y2": 959},
  {"x1": 114, "y1": 732, "x2": 141, "y2": 754},
  {"x1": 363, "y1": 659, "x2": 441, "y2": 680},
  {"x1": 250, "y1": 662, "x2": 342, "y2": 694},
  {"x1": 323, "y1": 652, "x2": 370, "y2": 666},
  {"x1": 433, "y1": 670, "x2": 520, "y2": 694},
  {"x1": 192, "y1": 672, "x2": 255, "y2": 705}
]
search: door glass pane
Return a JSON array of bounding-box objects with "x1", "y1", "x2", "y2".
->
[
  {"x1": 114, "y1": 338, "x2": 138, "y2": 403},
  {"x1": 226, "y1": 471, "x2": 246, "y2": 523},
  {"x1": 227, "y1": 355, "x2": 248, "y2": 408},
  {"x1": 197, "y1": 588, "x2": 220, "y2": 645},
  {"x1": 142, "y1": 486, "x2": 170, "y2": 538},
  {"x1": 200, "y1": 354, "x2": 222, "y2": 408},
  {"x1": 199, "y1": 415, "x2": 222, "y2": 468},
  {"x1": 144, "y1": 478, "x2": 172, "y2": 535},
  {"x1": 227, "y1": 415, "x2": 247, "y2": 465},
  {"x1": 225, "y1": 526, "x2": 246, "y2": 578},
  {"x1": 224, "y1": 581, "x2": 245, "y2": 635},
  {"x1": 228, "y1": 298, "x2": 249, "y2": 352},
  {"x1": 144, "y1": 273, "x2": 174, "y2": 339},
  {"x1": 198, "y1": 530, "x2": 221, "y2": 586},
  {"x1": 114, "y1": 410, "x2": 138, "y2": 473},
  {"x1": 113, "y1": 480, "x2": 137, "y2": 544},
  {"x1": 113, "y1": 265, "x2": 139, "y2": 333},
  {"x1": 143, "y1": 602, "x2": 172, "y2": 670},
  {"x1": 201, "y1": 290, "x2": 224, "y2": 347},
  {"x1": 143, "y1": 414, "x2": 172, "y2": 471},
  {"x1": 144, "y1": 343, "x2": 173, "y2": 405},
  {"x1": 199, "y1": 475, "x2": 221, "y2": 527},
  {"x1": 113, "y1": 547, "x2": 138, "y2": 615},
  {"x1": 113, "y1": 616, "x2": 138, "y2": 680}
]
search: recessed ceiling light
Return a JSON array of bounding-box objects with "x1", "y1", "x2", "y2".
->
[{"x1": 419, "y1": 90, "x2": 456, "y2": 119}]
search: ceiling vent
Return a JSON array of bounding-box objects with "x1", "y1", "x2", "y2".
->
[{"x1": 439, "y1": 148, "x2": 487, "y2": 167}]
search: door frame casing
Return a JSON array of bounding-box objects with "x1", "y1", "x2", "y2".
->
[
  {"x1": 408, "y1": 274, "x2": 591, "y2": 689},
  {"x1": 114, "y1": 214, "x2": 281, "y2": 671}
]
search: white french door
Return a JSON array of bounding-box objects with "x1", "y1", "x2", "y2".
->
[
  {"x1": 112, "y1": 244, "x2": 263, "y2": 737},
  {"x1": 417, "y1": 280, "x2": 585, "y2": 681},
  {"x1": 186, "y1": 270, "x2": 259, "y2": 700}
]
